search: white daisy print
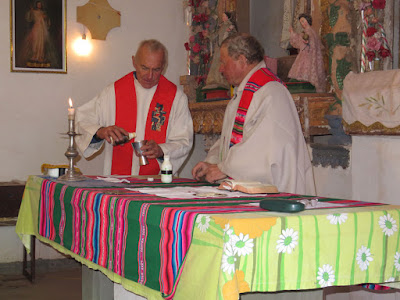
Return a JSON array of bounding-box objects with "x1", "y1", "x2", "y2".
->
[
  {"x1": 356, "y1": 245, "x2": 373, "y2": 271},
  {"x1": 223, "y1": 223, "x2": 230, "y2": 233},
  {"x1": 196, "y1": 214, "x2": 211, "y2": 233},
  {"x1": 223, "y1": 224, "x2": 234, "y2": 244},
  {"x1": 327, "y1": 213, "x2": 348, "y2": 225},
  {"x1": 394, "y1": 252, "x2": 400, "y2": 271},
  {"x1": 317, "y1": 264, "x2": 335, "y2": 287},
  {"x1": 379, "y1": 214, "x2": 398, "y2": 237},
  {"x1": 230, "y1": 233, "x2": 254, "y2": 256},
  {"x1": 386, "y1": 277, "x2": 395, "y2": 283},
  {"x1": 276, "y1": 228, "x2": 299, "y2": 254},
  {"x1": 221, "y1": 243, "x2": 236, "y2": 274}
]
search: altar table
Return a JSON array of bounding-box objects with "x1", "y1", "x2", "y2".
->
[{"x1": 16, "y1": 175, "x2": 400, "y2": 299}]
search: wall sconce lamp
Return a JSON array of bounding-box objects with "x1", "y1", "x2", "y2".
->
[{"x1": 73, "y1": 27, "x2": 92, "y2": 56}]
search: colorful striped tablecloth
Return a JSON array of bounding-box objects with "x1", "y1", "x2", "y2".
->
[{"x1": 16, "y1": 175, "x2": 400, "y2": 299}]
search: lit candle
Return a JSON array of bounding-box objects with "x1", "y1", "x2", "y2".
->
[{"x1": 68, "y1": 98, "x2": 75, "y2": 120}]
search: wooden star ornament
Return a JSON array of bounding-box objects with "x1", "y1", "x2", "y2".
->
[{"x1": 77, "y1": 0, "x2": 121, "y2": 40}]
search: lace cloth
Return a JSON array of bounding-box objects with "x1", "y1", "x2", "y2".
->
[{"x1": 343, "y1": 70, "x2": 400, "y2": 128}]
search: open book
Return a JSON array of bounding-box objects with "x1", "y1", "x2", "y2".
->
[{"x1": 218, "y1": 179, "x2": 279, "y2": 194}]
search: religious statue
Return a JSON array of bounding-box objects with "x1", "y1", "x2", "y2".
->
[
  {"x1": 203, "y1": 11, "x2": 237, "y2": 90},
  {"x1": 288, "y1": 14, "x2": 326, "y2": 93}
]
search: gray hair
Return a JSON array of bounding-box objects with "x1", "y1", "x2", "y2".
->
[
  {"x1": 221, "y1": 33, "x2": 264, "y2": 64},
  {"x1": 136, "y1": 39, "x2": 168, "y2": 69}
]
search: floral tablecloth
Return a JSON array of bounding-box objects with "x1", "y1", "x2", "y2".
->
[
  {"x1": 16, "y1": 176, "x2": 400, "y2": 299},
  {"x1": 176, "y1": 207, "x2": 400, "y2": 299}
]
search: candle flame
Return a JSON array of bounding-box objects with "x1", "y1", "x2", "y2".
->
[{"x1": 69, "y1": 98, "x2": 73, "y2": 108}]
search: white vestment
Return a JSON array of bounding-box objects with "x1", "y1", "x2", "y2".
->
[
  {"x1": 205, "y1": 62, "x2": 315, "y2": 195},
  {"x1": 75, "y1": 74, "x2": 193, "y2": 176}
]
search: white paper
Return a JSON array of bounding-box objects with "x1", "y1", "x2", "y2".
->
[{"x1": 125, "y1": 186, "x2": 266, "y2": 199}]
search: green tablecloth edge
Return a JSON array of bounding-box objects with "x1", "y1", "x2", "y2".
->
[{"x1": 15, "y1": 175, "x2": 164, "y2": 300}]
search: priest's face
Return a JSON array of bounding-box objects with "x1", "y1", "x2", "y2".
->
[
  {"x1": 219, "y1": 46, "x2": 246, "y2": 87},
  {"x1": 132, "y1": 46, "x2": 165, "y2": 89}
]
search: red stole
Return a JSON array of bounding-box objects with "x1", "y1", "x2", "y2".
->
[
  {"x1": 111, "y1": 72, "x2": 177, "y2": 175},
  {"x1": 230, "y1": 68, "x2": 285, "y2": 147}
]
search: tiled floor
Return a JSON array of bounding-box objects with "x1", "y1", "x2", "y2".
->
[{"x1": 0, "y1": 267, "x2": 81, "y2": 300}]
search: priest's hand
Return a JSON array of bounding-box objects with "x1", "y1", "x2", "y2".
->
[
  {"x1": 141, "y1": 140, "x2": 164, "y2": 159},
  {"x1": 192, "y1": 162, "x2": 227, "y2": 183},
  {"x1": 96, "y1": 126, "x2": 129, "y2": 145}
]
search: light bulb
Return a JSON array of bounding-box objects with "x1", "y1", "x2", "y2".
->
[{"x1": 73, "y1": 34, "x2": 92, "y2": 56}]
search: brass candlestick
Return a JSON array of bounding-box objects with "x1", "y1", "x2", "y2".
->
[{"x1": 58, "y1": 117, "x2": 86, "y2": 181}]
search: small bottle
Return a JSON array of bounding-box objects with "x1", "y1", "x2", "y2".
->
[
  {"x1": 161, "y1": 155, "x2": 173, "y2": 183},
  {"x1": 113, "y1": 132, "x2": 136, "y2": 145}
]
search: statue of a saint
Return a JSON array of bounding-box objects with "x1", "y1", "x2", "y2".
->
[
  {"x1": 288, "y1": 14, "x2": 326, "y2": 92},
  {"x1": 203, "y1": 12, "x2": 237, "y2": 90}
]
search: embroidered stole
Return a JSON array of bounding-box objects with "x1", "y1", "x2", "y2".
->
[
  {"x1": 111, "y1": 72, "x2": 177, "y2": 175},
  {"x1": 230, "y1": 68, "x2": 285, "y2": 147}
]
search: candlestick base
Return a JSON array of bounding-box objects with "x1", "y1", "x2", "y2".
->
[{"x1": 58, "y1": 169, "x2": 87, "y2": 182}]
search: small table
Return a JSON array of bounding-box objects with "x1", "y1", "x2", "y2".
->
[{"x1": 16, "y1": 175, "x2": 400, "y2": 299}]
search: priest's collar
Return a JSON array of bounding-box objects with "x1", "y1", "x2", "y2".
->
[{"x1": 237, "y1": 61, "x2": 266, "y2": 93}]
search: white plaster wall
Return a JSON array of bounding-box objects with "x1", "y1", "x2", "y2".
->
[
  {"x1": 313, "y1": 165, "x2": 352, "y2": 199},
  {"x1": 250, "y1": 0, "x2": 288, "y2": 58},
  {"x1": 179, "y1": 134, "x2": 207, "y2": 178},
  {"x1": 0, "y1": 0, "x2": 188, "y2": 182},
  {"x1": 0, "y1": 226, "x2": 65, "y2": 262},
  {"x1": 352, "y1": 136, "x2": 400, "y2": 204}
]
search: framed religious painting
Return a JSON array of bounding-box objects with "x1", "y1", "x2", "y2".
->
[{"x1": 10, "y1": 0, "x2": 67, "y2": 73}]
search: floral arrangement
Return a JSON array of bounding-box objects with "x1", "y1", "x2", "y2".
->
[
  {"x1": 354, "y1": 0, "x2": 391, "y2": 66},
  {"x1": 365, "y1": 26, "x2": 391, "y2": 61},
  {"x1": 183, "y1": 0, "x2": 218, "y2": 88}
]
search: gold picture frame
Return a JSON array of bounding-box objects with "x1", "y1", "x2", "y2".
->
[{"x1": 10, "y1": 0, "x2": 67, "y2": 73}]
